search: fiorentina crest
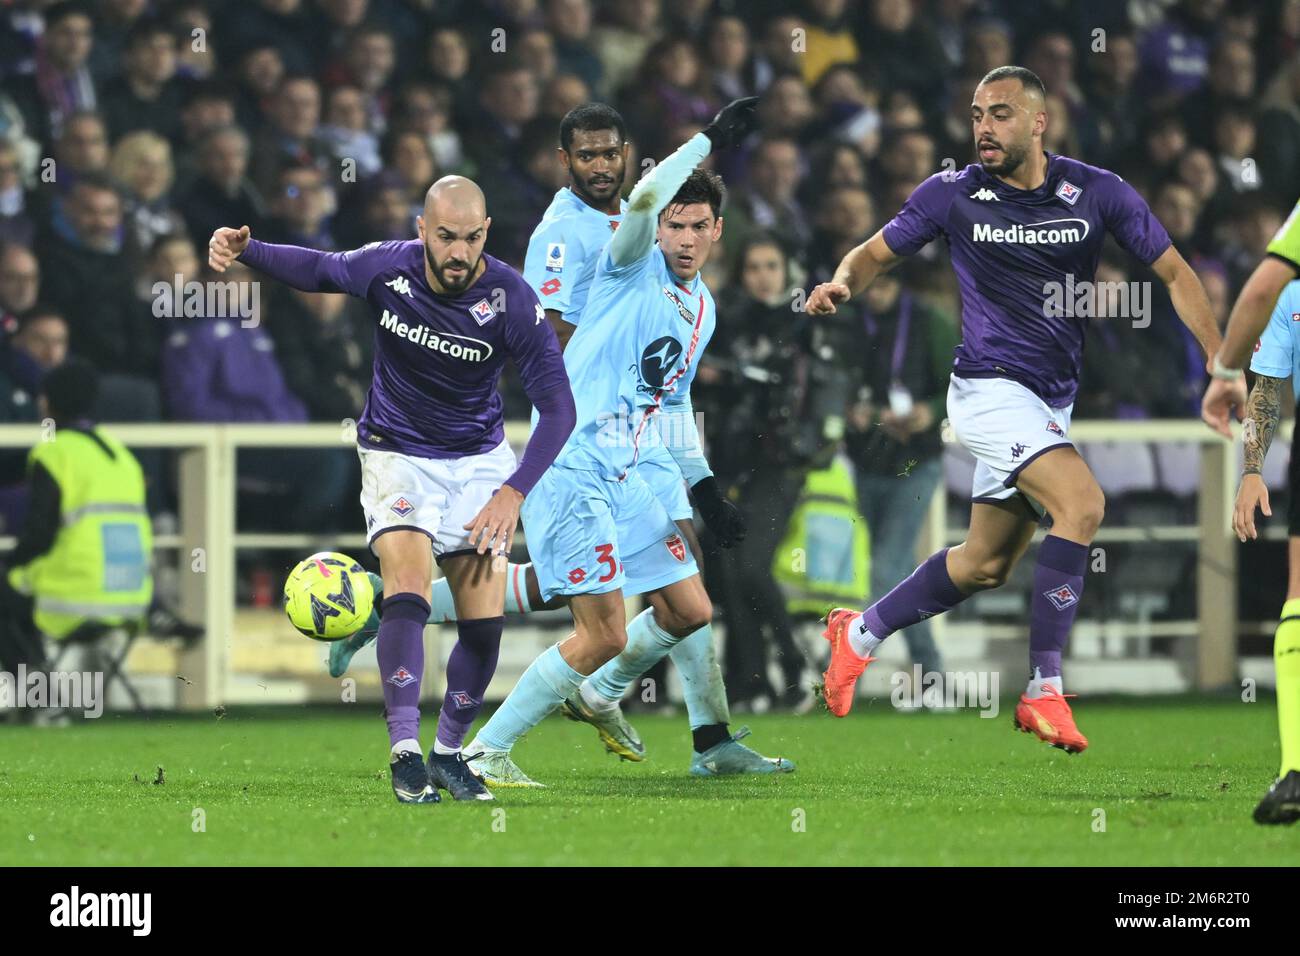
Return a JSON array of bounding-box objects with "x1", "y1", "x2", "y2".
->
[{"x1": 1044, "y1": 584, "x2": 1079, "y2": 610}]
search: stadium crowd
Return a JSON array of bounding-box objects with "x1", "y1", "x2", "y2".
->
[{"x1": 0, "y1": 0, "x2": 1297, "y2": 702}]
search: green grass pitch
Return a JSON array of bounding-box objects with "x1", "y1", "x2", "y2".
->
[{"x1": 1, "y1": 695, "x2": 1293, "y2": 866}]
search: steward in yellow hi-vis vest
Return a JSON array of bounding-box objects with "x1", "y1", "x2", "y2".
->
[{"x1": 3, "y1": 360, "x2": 152, "y2": 644}]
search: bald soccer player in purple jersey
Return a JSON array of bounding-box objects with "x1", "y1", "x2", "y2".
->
[
  {"x1": 208, "y1": 176, "x2": 576, "y2": 803},
  {"x1": 808, "y1": 66, "x2": 1223, "y2": 753}
]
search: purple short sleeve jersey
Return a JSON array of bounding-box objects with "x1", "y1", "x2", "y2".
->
[
  {"x1": 882, "y1": 153, "x2": 1172, "y2": 408},
  {"x1": 254, "y1": 238, "x2": 568, "y2": 459}
]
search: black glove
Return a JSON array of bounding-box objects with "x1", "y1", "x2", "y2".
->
[
  {"x1": 691, "y1": 476, "x2": 747, "y2": 547},
  {"x1": 702, "y1": 96, "x2": 760, "y2": 151}
]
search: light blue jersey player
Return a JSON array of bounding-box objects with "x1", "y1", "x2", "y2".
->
[
  {"x1": 466, "y1": 99, "x2": 797, "y2": 787},
  {"x1": 1248, "y1": 280, "x2": 1300, "y2": 395}
]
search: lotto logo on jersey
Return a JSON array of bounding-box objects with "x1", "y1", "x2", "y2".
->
[
  {"x1": 1044, "y1": 583, "x2": 1079, "y2": 610},
  {"x1": 540, "y1": 278, "x2": 561, "y2": 296},
  {"x1": 1046, "y1": 421, "x2": 1065, "y2": 436},
  {"x1": 546, "y1": 243, "x2": 565, "y2": 272},
  {"x1": 665, "y1": 534, "x2": 686, "y2": 562},
  {"x1": 469, "y1": 298, "x2": 496, "y2": 325},
  {"x1": 390, "y1": 497, "x2": 415, "y2": 517},
  {"x1": 567, "y1": 567, "x2": 586, "y2": 584},
  {"x1": 387, "y1": 666, "x2": 417, "y2": 688},
  {"x1": 1056, "y1": 180, "x2": 1082, "y2": 205}
]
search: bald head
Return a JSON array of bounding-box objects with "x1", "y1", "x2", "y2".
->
[
  {"x1": 418, "y1": 175, "x2": 491, "y2": 294},
  {"x1": 424, "y1": 174, "x2": 486, "y2": 220}
]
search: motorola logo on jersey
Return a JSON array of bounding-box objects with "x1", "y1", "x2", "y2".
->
[
  {"x1": 639, "y1": 335, "x2": 683, "y2": 388},
  {"x1": 378, "y1": 309, "x2": 493, "y2": 361},
  {"x1": 971, "y1": 218, "x2": 1090, "y2": 245}
]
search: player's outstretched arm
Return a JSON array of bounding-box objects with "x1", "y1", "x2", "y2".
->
[
  {"x1": 806, "y1": 230, "x2": 899, "y2": 314},
  {"x1": 210, "y1": 226, "x2": 375, "y2": 296},
  {"x1": 608, "y1": 97, "x2": 759, "y2": 268},
  {"x1": 1151, "y1": 245, "x2": 1222, "y2": 364},
  {"x1": 1235, "y1": 373, "x2": 1283, "y2": 541}
]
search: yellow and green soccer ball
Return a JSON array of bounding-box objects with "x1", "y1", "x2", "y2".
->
[{"x1": 283, "y1": 551, "x2": 374, "y2": 641}]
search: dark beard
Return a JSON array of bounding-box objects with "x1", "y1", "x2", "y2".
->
[
  {"x1": 980, "y1": 142, "x2": 1028, "y2": 177},
  {"x1": 426, "y1": 244, "x2": 476, "y2": 293}
]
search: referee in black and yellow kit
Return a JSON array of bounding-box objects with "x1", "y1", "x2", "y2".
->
[
  {"x1": 1203, "y1": 196, "x2": 1300, "y2": 825},
  {"x1": 0, "y1": 358, "x2": 152, "y2": 708}
]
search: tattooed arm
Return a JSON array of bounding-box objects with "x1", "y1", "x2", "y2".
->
[{"x1": 1235, "y1": 373, "x2": 1286, "y2": 541}]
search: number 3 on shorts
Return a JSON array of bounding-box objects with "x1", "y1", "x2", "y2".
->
[{"x1": 595, "y1": 543, "x2": 618, "y2": 583}]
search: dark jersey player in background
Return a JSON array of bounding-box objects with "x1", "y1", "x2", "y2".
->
[
  {"x1": 808, "y1": 66, "x2": 1223, "y2": 754},
  {"x1": 208, "y1": 175, "x2": 575, "y2": 803}
]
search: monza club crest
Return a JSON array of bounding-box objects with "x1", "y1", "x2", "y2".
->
[{"x1": 665, "y1": 534, "x2": 686, "y2": 562}]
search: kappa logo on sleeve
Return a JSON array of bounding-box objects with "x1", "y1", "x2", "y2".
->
[{"x1": 540, "y1": 278, "x2": 562, "y2": 296}]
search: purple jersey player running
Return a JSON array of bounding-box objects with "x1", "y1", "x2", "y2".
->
[
  {"x1": 807, "y1": 66, "x2": 1223, "y2": 752},
  {"x1": 207, "y1": 176, "x2": 576, "y2": 803}
]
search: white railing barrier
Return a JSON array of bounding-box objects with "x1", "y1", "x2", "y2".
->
[{"x1": 0, "y1": 419, "x2": 1271, "y2": 707}]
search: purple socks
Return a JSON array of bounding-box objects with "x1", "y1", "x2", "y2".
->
[
  {"x1": 378, "y1": 592, "x2": 431, "y2": 749},
  {"x1": 436, "y1": 616, "x2": 504, "y2": 751},
  {"x1": 863, "y1": 547, "x2": 968, "y2": 639},
  {"x1": 1029, "y1": 535, "x2": 1088, "y2": 680}
]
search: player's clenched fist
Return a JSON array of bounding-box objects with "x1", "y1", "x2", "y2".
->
[
  {"x1": 209, "y1": 225, "x2": 251, "y2": 272},
  {"x1": 806, "y1": 281, "x2": 851, "y2": 315}
]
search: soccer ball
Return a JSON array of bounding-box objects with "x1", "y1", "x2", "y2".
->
[{"x1": 283, "y1": 551, "x2": 375, "y2": 642}]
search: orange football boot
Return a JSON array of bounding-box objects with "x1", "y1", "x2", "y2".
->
[
  {"x1": 1013, "y1": 684, "x2": 1089, "y2": 753},
  {"x1": 820, "y1": 608, "x2": 875, "y2": 716}
]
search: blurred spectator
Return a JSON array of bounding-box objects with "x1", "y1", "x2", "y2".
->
[
  {"x1": 392, "y1": 82, "x2": 464, "y2": 174},
  {"x1": 1257, "y1": 53, "x2": 1300, "y2": 206},
  {"x1": 174, "y1": 82, "x2": 238, "y2": 186},
  {"x1": 545, "y1": 0, "x2": 604, "y2": 97},
  {"x1": 3, "y1": 1, "x2": 97, "y2": 147},
  {"x1": 320, "y1": 83, "x2": 383, "y2": 179},
  {"x1": 752, "y1": 14, "x2": 805, "y2": 93},
  {"x1": 321, "y1": 23, "x2": 397, "y2": 133},
  {"x1": 622, "y1": 37, "x2": 714, "y2": 159},
  {"x1": 518, "y1": 28, "x2": 558, "y2": 88},
  {"x1": 36, "y1": 173, "x2": 158, "y2": 378},
  {"x1": 1082, "y1": 31, "x2": 1141, "y2": 167},
  {"x1": 854, "y1": 0, "x2": 947, "y2": 112},
  {"x1": 231, "y1": 45, "x2": 287, "y2": 134},
  {"x1": 266, "y1": 287, "x2": 373, "y2": 422},
  {"x1": 380, "y1": 127, "x2": 437, "y2": 224},
  {"x1": 0, "y1": 243, "x2": 40, "y2": 328},
  {"x1": 0, "y1": 303, "x2": 64, "y2": 422},
  {"x1": 466, "y1": 57, "x2": 540, "y2": 174},
  {"x1": 1182, "y1": 36, "x2": 1256, "y2": 150},
  {"x1": 807, "y1": 185, "x2": 875, "y2": 278},
  {"x1": 250, "y1": 74, "x2": 331, "y2": 197},
  {"x1": 702, "y1": 235, "x2": 848, "y2": 707},
  {"x1": 422, "y1": 28, "x2": 471, "y2": 103},
  {"x1": 801, "y1": 0, "x2": 859, "y2": 87},
  {"x1": 724, "y1": 136, "x2": 810, "y2": 263},
  {"x1": 168, "y1": 1, "x2": 216, "y2": 82},
  {"x1": 263, "y1": 163, "x2": 337, "y2": 249},
  {"x1": 591, "y1": 0, "x2": 662, "y2": 96},
  {"x1": 1212, "y1": 105, "x2": 1261, "y2": 194},
  {"x1": 107, "y1": 130, "x2": 187, "y2": 265},
  {"x1": 540, "y1": 73, "x2": 592, "y2": 128},
  {"x1": 335, "y1": 169, "x2": 413, "y2": 248},
  {"x1": 1138, "y1": 0, "x2": 1222, "y2": 107},
  {"x1": 98, "y1": 16, "x2": 185, "y2": 143},
  {"x1": 217, "y1": 0, "x2": 314, "y2": 77},
  {"x1": 0, "y1": 140, "x2": 35, "y2": 247},
  {"x1": 843, "y1": 268, "x2": 958, "y2": 682},
  {"x1": 705, "y1": 14, "x2": 755, "y2": 102},
  {"x1": 175, "y1": 125, "x2": 268, "y2": 254},
  {"x1": 963, "y1": 18, "x2": 1013, "y2": 78}
]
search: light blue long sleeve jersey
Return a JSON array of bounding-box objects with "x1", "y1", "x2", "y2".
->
[
  {"x1": 554, "y1": 132, "x2": 716, "y2": 485},
  {"x1": 1249, "y1": 279, "x2": 1300, "y2": 398}
]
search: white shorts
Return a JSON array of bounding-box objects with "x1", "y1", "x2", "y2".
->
[
  {"x1": 359, "y1": 439, "x2": 517, "y2": 559},
  {"x1": 946, "y1": 375, "x2": 1073, "y2": 517}
]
